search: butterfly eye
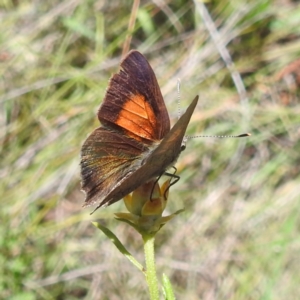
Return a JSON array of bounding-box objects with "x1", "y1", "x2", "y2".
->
[{"x1": 180, "y1": 144, "x2": 186, "y2": 151}]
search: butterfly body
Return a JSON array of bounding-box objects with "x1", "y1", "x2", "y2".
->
[{"x1": 80, "y1": 50, "x2": 198, "y2": 211}]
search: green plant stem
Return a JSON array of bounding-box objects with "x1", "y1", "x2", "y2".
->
[{"x1": 143, "y1": 233, "x2": 159, "y2": 300}]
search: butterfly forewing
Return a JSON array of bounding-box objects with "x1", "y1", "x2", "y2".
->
[{"x1": 99, "y1": 51, "x2": 170, "y2": 143}]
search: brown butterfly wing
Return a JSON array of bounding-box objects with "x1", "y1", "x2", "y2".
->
[
  {"x1": 81, "y1": 127, "x2": 148, "y2": 207},
  {"x1": 99, "y1": 50, "x2": 170, "y2": 143}
]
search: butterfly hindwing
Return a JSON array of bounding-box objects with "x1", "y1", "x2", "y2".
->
[{"x1": 81, "y1": 127, "x2": 147, "y2": 207}]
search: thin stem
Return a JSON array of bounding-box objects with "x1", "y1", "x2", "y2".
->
[{"x1": 143, "y1": 233, "x2": 159, "y2": 300}]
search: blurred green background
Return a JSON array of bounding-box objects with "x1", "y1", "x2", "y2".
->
[{"x1": 1, "y1": 0, "x2": 300, "y2": 299}]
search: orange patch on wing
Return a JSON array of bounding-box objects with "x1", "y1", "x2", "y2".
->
[
  {"x1": 123, "y1": 94, "x2": 148, "y2": 117},
  {"x1": 115, "y1": 94, "x2": 158, "y2": 141}
]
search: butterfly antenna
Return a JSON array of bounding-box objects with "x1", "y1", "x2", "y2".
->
[
  {"x1": 186, "y1": 133, "x2": 251, "y2": 139},
  {"x1": 177, "y1": 78, "x2": 181, "y2": 120}
]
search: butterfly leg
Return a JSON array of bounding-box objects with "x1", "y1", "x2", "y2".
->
[
  {"x1": 149, "y1": 167, "x2": 180, "y2": 201},
  {"x1": 163, "y1": 166, "x2": 180, "y2": 199},
  {"x1": 149, "y1": 174, "x2": 163, "y2": 201}
]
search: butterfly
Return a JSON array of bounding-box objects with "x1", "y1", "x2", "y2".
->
[{"x1": 80, "y1": 50, "x2": 198, "y2": 212}]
